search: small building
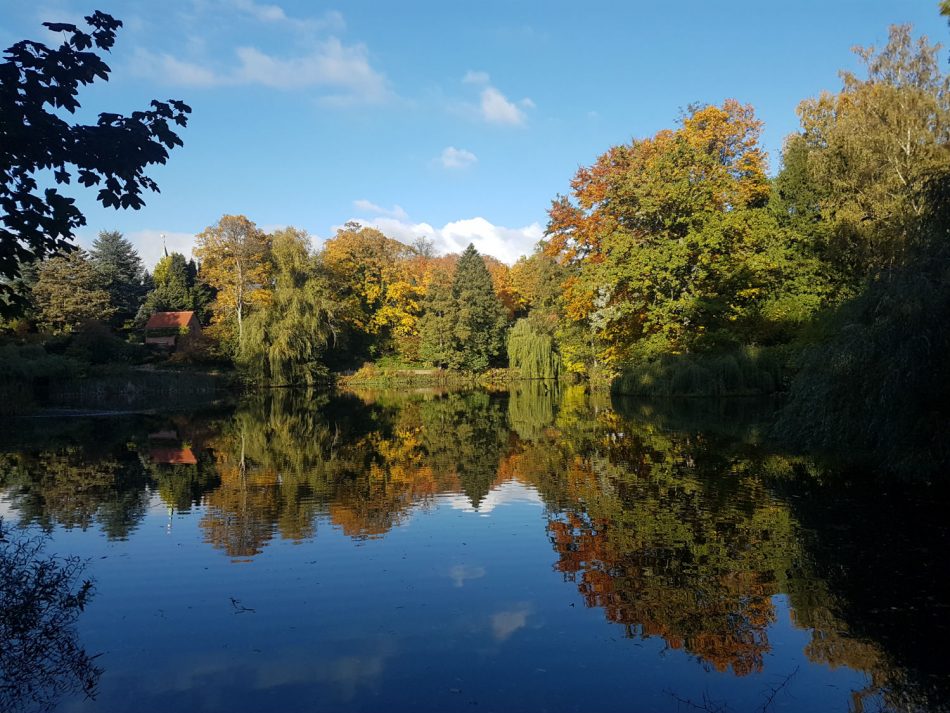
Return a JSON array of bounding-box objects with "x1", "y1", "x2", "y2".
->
[
  {"x1": 144, "y1": 311, "x2": 201, "y2": 350},
  {"x1": 148, "y1": 445, "x2": 198, "y2": 465}
]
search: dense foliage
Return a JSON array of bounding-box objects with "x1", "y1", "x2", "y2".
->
[
  {"x1": 0, "y1": 11, "x2": 189, "y2": 315},
  {"x1": 2, "y1": 11, "x2": 948, "y2": 475}
]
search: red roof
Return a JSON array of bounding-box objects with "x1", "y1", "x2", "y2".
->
[
  {"x1": 149, "y1": 446, "x2": 198, "y2": 465},
  {"x1": 145, "y1": 311, "x2": 196, "y2": 330}
]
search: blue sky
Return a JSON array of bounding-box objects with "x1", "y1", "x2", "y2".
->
[{"x1": 3, "y1": 1, "x2": 946, "y2": 268}]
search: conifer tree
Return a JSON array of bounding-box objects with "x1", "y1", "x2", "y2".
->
[
  {"x1": 89, "y1": 230, "x2": 145, "y2": 324},
  {"x1": 418, "y1": 270, "x2": 459, "y2": 368},
  {"x1": 452, "y1": 244, "x2": 508, "y2": 371},
  {"x1": 135, "y1": 252, "x2": 213, "y2": 325},
  {"x1": 32, "y1": 250, "x2": 115, "y2": 333}
]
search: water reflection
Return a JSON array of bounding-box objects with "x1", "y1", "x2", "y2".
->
[
  {"x1": 0, "y1": 387, "x2": 947, "y2": 712},
  {"x1": 0, "y1": 521, "x2": 102, "y2": 712}
]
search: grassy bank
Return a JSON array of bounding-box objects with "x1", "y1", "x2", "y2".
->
[
  {"x1": 611, "y1": 346, "x2": 793, "y2": 398},
  {"x1": 336, "y1": 363, "x2": 516, "y2": 389}
]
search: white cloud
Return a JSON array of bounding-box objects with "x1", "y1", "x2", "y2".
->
[
  {"x1": 231, "y1": 1, "x2": 345, "y2": 33},
  {"x1": 449, "y1": 564, "x2": 486, "y2": 588},
  {"x1": 479, "y1": 87, "x2": 530, "y2": 125},
  {"x1": 341, "y1": 213, "x2": 543, "y2": 265},
  {"x1": 131, "y1": 31, "x2": 392, "y2": 105},
  {"x1": 491, "y1": 604, "x2": 532, "y2": 641},
  {"x1": 75, "y1": 230, "x2": 197, "y2": 271},
  {"x1": 131, "y1": 230, "x2": 197, "y2": 270},
  {"x1": 131, "y1": 49, "x2": 219, "y2": 88},
  {"x1": 444, "y1": 481, "x2": 544, "y2": 514},
  {"x1": 460, "y1": 71, "x2": 533, "y2": 126},
  {"x1": 439, "y1": 146, "x2": 478, "y2": 170},
  {"x1": 462, "y1": 70, "x2": 490, "y2": 85},
  {"x1": 352, "y1": 199, "x2": 408, "y2": 220}
]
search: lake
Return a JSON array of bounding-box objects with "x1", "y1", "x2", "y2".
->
[{"x1": 1, "y1": 385, "x2": 947, "y2": 713}]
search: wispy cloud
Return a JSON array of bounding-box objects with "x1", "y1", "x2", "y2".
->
[
  {"x1": 459, "y1": 71, "x2": 533, "y2": 126},
  {"x1": 438, "y1": 146, "x2": 478, "y2": 170},
  {"x1": 462, "y1": 70, "x2": 490, "y2": 85},
  {"x1": 230, "y1": 0, "x2": 345, "y2": 33},
  {"x1": 491, "y1": 604, "x2": 532, "y2": 641},
  {"x1": 132, "y1": 50, "x2": 219, "y2": 88},
  {"x1": 128, "y1": 5, "x2": 392, "y2": 105},
  {"x1": 352, "y1": 199, "x2": 408, "y2": 220},
  {"x1": 132, "y1": 37, "x2": 392, "y2": 104}
]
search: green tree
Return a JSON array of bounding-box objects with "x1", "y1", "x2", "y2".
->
[
  {"x1": 507, "y1": 318, "x2": 561, "y2": 380},
  {"x1": 135, "y1": 252, "x2": 213, "y2": 325},
  {"x1": 0, "y1": 12, "x2": 190, "y2": 315},
  {"x1": 451, "y1": 244, "x2": 508, "y2": 371},
  {"x1": 32, "y1": 250, "x2": 115, "y2": 333},
  {"x1": 240, "y1": 228, "x2": 355, "y2": 385},
  {"x1": 89, "y1": 230, "x2": 145, "y2": 324},
  {"x1": 418, "y1": 269, "x2": 459, "y2": 368},
  {"x1": 544, "y1": 101, "x2": 777, "y2": 370},
  {"x1": 795, "y1": 25, "x2": 950, "y2": 279}
]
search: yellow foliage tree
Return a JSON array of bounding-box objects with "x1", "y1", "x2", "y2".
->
[{"x1": 194, "y1": 215, "x2": 272, "y2": 345}]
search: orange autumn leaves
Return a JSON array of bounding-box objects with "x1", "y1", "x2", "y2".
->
[
  {"x1": 543, "y1": 101, "x2": 774, "y2": 371},
  {"x1": 546, "y1": 100, "x2": 769, "y2": 264}
]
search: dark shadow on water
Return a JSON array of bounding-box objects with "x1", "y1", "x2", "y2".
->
[{"x1": 0, "y1": 519, "x2": 102, "y2": 712}]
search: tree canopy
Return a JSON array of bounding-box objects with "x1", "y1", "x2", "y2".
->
[{"x1": 0, "y1": 11, "x2": 190, "y2": 314}]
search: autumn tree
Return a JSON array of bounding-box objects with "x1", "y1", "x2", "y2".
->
[
  {"x1": 794, "y1": 25, "x2": 950, "y2": 279},
  {"x1": 452, "y1": 244, "x2": 508, "y2": 371},
  {"x1": 482, "y1": 255, "x2": 519, "y2": 318},
  {"x1": 0, "y1": 11, "x2": 190, "y2": 315},
  {"x1": 320, "y1": 223, "x2": 418, "y2": 358},
  {"x1": 544, "y1": 100, "x2": 783, "y2": 371},
  {"x1": 509, "y1": 252, "x2": 566, "y2": 319},
  {"x1": 194, "y1": 215, "x2": 271, "y2": 345},
  {"x1": 32, "y1": 250, "x2": 115, "y2": 333}
]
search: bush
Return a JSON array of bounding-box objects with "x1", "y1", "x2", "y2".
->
[
  {"x1": 65, "y1": 320, "x2": 128, "y2": 365},
  {"x1": 612, "y1": 346, "x2": 791, "y2": 398},
  {"x1": 775, "y1": 263, "x2": 950, "y2": 478}
]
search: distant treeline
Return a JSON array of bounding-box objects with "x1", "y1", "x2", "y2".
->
[{"x1": 2, "y1": 23, "x2": 948, "y2": 475}]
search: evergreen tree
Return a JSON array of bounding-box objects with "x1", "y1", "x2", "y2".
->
[
  {"x1": 418, "y1": 270, "x2": 459, "y2": 368},
  {"x1": 89, "y1": 230, "x2": 145, "y2": 324},
  {"x1": 32, "y1": 250, "x2": 115, "y2": 333},
  {"x1": 135, "y1": 252, "x2": 214, "y2": 325},
  {"x1": 452, "y1": 244, "x2": 508, "y2": 371}
]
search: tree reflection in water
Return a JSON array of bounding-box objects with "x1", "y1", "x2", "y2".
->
[
  {"x1": 0, "y1": 520, "x2": 102, "y2": 712},
  {"x1": 0, "y1": 387, "x2": 947, "y2": 711}
]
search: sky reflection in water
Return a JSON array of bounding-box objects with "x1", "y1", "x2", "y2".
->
[{"x1": 0, "y1": 386, "x2": 947, "y2": 713}]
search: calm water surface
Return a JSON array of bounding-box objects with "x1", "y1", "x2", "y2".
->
[{"x1": 1, "y1": 386, "x2": 947, "y2": 712}]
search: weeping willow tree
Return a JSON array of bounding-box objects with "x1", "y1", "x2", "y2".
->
[
  {"x1": 507, "y1": 318, "x2": 561, "y2": 380},
  {"x1": 508, "y1": 380, "x2": 559, "y2": 442},
  {"x1": 239, "y1": 229, "x2": 353, "y2": 386}
]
